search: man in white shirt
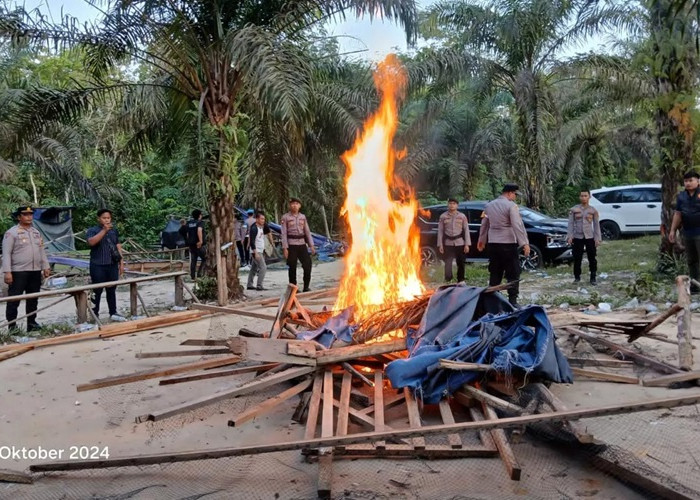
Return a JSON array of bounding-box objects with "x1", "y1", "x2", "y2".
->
[{"x1": 247, "y1": 211, "x2": 269, "y2": 291}]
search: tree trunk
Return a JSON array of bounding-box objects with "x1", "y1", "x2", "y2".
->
[{"x1": 207, "y1": 179, "x2": 243, "y2": 300}]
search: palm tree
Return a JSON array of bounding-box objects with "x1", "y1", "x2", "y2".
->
[
  {"x1": 0, "y1": 0, "x2": 417, "y2": 298},
  {"x1": 422, "y1": 0, "x2": 634, "y2": 210}
]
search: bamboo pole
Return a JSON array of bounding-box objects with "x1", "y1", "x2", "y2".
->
[{"x1": 676, "y1": 276, "x2": 693, "y2": 370}]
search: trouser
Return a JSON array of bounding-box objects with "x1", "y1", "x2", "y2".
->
[
  {"x1": 5, "y1": 270, "x2": 42, "y2": 331},
  {"x1": 287, "y1": 244, "x2": 312, "y2": 290},
  {"x1": 243, "y1": 237, "x2": 251, "y2": 266},
  {"x1": 189, "y1": 245, "x2": 206, "y2": 279},
  {"x1": 90, "y1": 263, "x2": 119, "y2": 316},
  {"x1": 487, "y1": 243, "x2": 520, "y2": 303},
  {"x1": 247, "y1": 252, "x2": 267, "y2": 288},
  {"x1": 236, "y1": 241, "x2": 245, "y2": 266},
  {"x1": 686, "y1": 235, "x2": 700, "y2": 293},
  {"x1": 443, "y1": 245, "x2": 466, "y2": 282},
  {"x1": 572, "y1": 238, "x2": 597, "y2": 280}
]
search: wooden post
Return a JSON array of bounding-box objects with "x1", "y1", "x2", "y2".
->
[
  {"x1": 215, "y1": 228, "x2": 227, "y2": 306},
  {"x1": 174, "y1": 275, "x2": 185, "y2": 307},
  {"x1": 130, "y1": 283, "x2": 138, "y2": 317},
  {"x1": 75, "y1": 291, "x2": 89, "y2": 324},
  {"x1": 676, "y1": 275, "x2": 693, "y2": 370}
]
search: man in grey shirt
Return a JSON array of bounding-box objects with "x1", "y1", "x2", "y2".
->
[
  {"x1": 477, "y1": 184, "x2": 530, "y2": 307},
  {"x1": 438, "y1": 198, "x2": 471, "y2": 282},
  {"x1": 2, "y1": 206, "x2": 51, "y2": 331},
  {"x1": 567, "y1": 189, "x2": 601, "y2": 285}
]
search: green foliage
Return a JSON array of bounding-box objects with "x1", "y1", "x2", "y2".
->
[
  {"x1": 614, "y1": 272, "x2": 661, "y2": 300},
  {"x1": 193, "y1": 276, "x2": 218, "y2": 302}
]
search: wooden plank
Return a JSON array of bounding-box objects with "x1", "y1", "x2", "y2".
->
[
  {"x1": 466, "y1": 406, "x2": 498, "y2": 451},
  {"x1": 130, "y1": 283, "x2": 138, "y2": 317},
  {"x1": 358, "y1": 391, "x2": 405, "y2": 416},
  {"x1": 159, "y1": 363, "x2": 279, "y2": 385},
  {"x1": 326, "y1": 445, "x2": 497, "y2": 459},
  {"x1": 531, "y1": 383, "x2": 595, "y2": 444},
  {"x1": 318, "y1": 368, "x2": 335, "y2": 499},
  {"x1": 174, "y1": 275, "x2": 185, "y2": 307},
  {"x1": 31, "y1": 395, "x2": 700, "y2": 472},
  {"x1": 191, "y1": 303, "x2": 277, "y2": 321},
  {"x1": 98, "y1": 312, "x2": 205, "y2": 338},
  {"x1": 315, "y1": 338, "x2": 407, "y2": 365},
  {"x1": 404, "y1": 388, "x2": 426, "y2": 450},
  {"x1": 0, "y1": 346, "x2": 33, "y2": 362},
  {"x1": 77, "y1": 356, "x2": 242, "y2": 392},
  {"x1": 643, "y1": 370, "x2": 700, "y2": 387},
  {"x1": 180, "y1": 339, "x2": 229, "y2": 346},
  {"x1": 146, "y1": 365, "x2": 315, "y2": 421},
  {"x1": 305, "y1": 372, "x2": 324, "y2": 440},
  {"x1": 136, "y1": 349, "x2": 231, "y2": 358},
  {"x1": 0, "y1": 468, "x2": 33, "y2": 484},
  {"x1": 565, "y1": 327, "x2": 683, "y2": 375},
  {"x1": 271, "y1": 284, "x2": 298, "y2": 339},
  {"x1": 676, "y1": 276, "x2": 694, "y2": 370},
  {"x1": 438, "y1": 359, "x2": 492, "y2": 371},
  {"x1": 438, "y1": 400, "x2": 462, "y2": 449},
  {"x1": 335, "y1": 371, "x2": 352, "y2": 451},
  {"x1": 286, "y1": 340, "x2": 317, "y2": 358},
  {"x1": 228, "y1": 377, "x2": 312, "y2": 427},
  {"x1": 628, "y1": 303, "x2": 683, "y2": 342},
  {"x1": 566, "y1": 357, "x2": 634, "y2": 368},
  {"x1": 181, "y1": 281, "x2": 200, "y2": 303},
  {"x1": 294, "y1": 297, "x2": 314, "y2": 327},
  {"x1": 373, "y1": 371, "x2": 386, "y2": 450},
  {"x1": 292, "y1": 391, "x2": 312, "y2": 423},
  {"x1": 75, "y1": 290, "x2": 89, "y2": 324},
  {"x1": 460, "y1": 386, "x2": 524, "y2": 415},
  {"x1": 481, "y1": 402, "x2": 522, "y2": 481},
  {"x1": 0, "y1": 271, "x2": 187, "y2": 304},
  {"x1": 227, "y1": 337, "x2": 317, "y2": 366},
  {"x1": 571, "y1": 367, "x2": 639, "y2": 384}
]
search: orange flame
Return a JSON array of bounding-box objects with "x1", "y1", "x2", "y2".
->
[{"x1": 334, "y1": 55, "x2": 424, "y2": 320}]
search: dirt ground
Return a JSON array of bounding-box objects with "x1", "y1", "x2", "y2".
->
[{"x1": 1, "y1": 260, "x2": 700, "y2": 499}]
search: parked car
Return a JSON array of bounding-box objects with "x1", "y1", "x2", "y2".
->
[
  {"x1": 589, "y1": 184, "x2": 661, "y2": 240},
  {"x1": 417, "y1": 201, "x2": 572, "y2": 270}
]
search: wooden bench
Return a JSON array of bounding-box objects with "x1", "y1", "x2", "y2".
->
[{"x1": 0, "y1": 271, "x2": 194, "y2": 329}]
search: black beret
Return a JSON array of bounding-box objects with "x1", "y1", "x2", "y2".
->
[{"x1": 502, "y1": 183, "x2": 522, "y2": 194}]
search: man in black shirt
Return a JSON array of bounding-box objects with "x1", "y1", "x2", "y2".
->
[
  {"x1": 670, "y1": 171, "x2": 700, "y2": 292},
  {"x1": 187, "y1": 209, "x2": 206, "y2": 280}
]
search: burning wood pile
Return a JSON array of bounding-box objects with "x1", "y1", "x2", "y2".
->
[{"x1": 24, "y1": 56, "x2": 700, "y2": 500}]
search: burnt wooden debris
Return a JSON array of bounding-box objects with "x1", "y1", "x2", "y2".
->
[{"x1": 17, "y1": 282, "x2": 699, "y2": 499}]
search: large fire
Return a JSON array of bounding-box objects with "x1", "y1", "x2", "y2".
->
[{"x1": 334, "y1": 55, "x2": 424, "y2": 320}]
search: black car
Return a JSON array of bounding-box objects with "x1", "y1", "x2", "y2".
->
[{"x1": 417, "y1": 201, "x2": 573, "y2": 269}]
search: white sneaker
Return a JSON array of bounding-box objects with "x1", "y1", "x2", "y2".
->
[{"x1": 110, "y1": 314, "x2": 128, "y2": 322}]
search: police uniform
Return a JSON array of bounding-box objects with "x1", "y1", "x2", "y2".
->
[
  {"x1": 477, "y1": 185, "x2": 529, "y2": 305},
  {"x1": 281, "y1": 199, "x2": 314, "y2": 291},
  {"x1": 438, "y1": 208, "x2": 471, "y2": 282},
  {"x1": 567, "y1": 204, "x2": 601, "y2": 283},
  {"x1": 675, "y1": 187, "x2": 700, "y2": 289},
  {"x1": 1, "y1": 206, "x2": 50, "y2": 331}
]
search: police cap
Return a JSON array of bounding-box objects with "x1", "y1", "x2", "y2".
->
[{"x1": 502, "y1": 183, "x2": 522, "y2": 195}]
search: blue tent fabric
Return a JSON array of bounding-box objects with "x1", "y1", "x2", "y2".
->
[
  {"x1": 386, "y1": 286, "x2": 573, "y2": 404},
  {"x1": 297, "y1": 307, "x2": 356, "y2": 348}
]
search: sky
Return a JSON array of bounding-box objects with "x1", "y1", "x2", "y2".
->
[{"x1": 24, "y1": 0, "x2": 606, "y2": 61}]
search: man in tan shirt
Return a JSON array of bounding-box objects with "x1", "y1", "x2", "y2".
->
[
  {"x1": 567, "y1": 189, "x2": 601, "y2": 285},
  {"x1": 2, "y1": 206, "x2": 51, "y2": 332},
  {"x1": 438, "y1": 198, "x2": 471, "y2": 282},
  {"x1": 477, "y1": 184, "x2": 530, "y2": 307},
  {"x1": 281, "y1": 198, "x2": 316, "y2": 292}
]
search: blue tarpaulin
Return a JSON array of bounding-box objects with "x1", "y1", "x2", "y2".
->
[{"x1": 385, "y1": 285, "x2": 573, "y2": 403}]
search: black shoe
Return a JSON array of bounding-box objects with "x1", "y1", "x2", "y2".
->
[
  {"x1": 247, "y1": 286, "x2": 256, "y2": 290},
  {"x1": 573, "y1": 278, "x2": 580, "y2": 283},
  {"x1": 256, "y1": 286, "x2": 267, "y2": 291},
  {"x1": 590, "y1": 279, "x2": 597, "y2": 286},
  {"x1": 303, "y1": 287, "x2": 311, "y2": 293},
  {"x1": 27, "y1": 322, "x2": 42, "y2": 332}
]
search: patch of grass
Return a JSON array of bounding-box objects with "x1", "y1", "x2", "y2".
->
[
  {"x1": 597, "y1": 235, "x2": 659, "y2": 273},
  {"x1": 421, "y1": 262, "x2": 490, "y2": 286},
  {"x1": 193, "y1": 276, "x2": 218, "y2": 302}
]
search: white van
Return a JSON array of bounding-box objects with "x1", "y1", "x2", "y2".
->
[{"x1": 589, "y1": 184, "x2": 661, "y2": 240}]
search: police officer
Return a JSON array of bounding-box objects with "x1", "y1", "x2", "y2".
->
[
  {"x1": 281, "y1": 197, "x2": 316, "y2": 292},
  {"x1": 2, "y1": 206, "x2": 51, "y2": 332},
  {"x1": 438, "y1": 198, "x2": 471, "y2": 282},
  {"x1": 477, "y1": 184, "x2": 530, "y2": 307},
  {"x1": 186, "y1": 209, "x2": 206, "y2": 280},
  {"x1": 567, "y1": 190, "x2": 601, "y2": 285},
  {"x1": 670, "y1": 171, "x2": 700, "y2": 292}
]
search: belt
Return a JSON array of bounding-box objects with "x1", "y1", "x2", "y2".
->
[
  {"x1": 287, "y1": 234, "x2": 304, "y2": 238},
  {"x1": 444, "y1": 234, "x2": 463, "y2": 240}
]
